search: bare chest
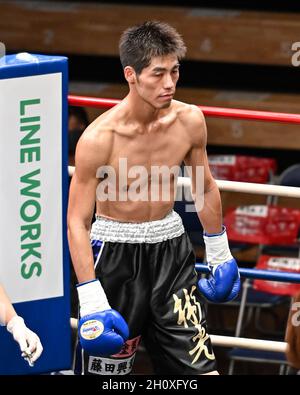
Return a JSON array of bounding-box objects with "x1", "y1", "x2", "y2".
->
[{"x1": 109, "y1": 125, "x2": 190, "y2": 172}]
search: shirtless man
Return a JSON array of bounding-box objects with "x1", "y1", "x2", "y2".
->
[{"x1": 67, "y1": 21, "x2": 240, "y2": 375}]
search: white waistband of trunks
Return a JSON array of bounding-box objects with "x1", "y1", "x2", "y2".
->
[{"x1": 90, "y1": 210, "x2": 185, "y2": 243}]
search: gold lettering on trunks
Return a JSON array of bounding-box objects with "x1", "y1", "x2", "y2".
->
[{"x1": 173, "y1": 286, "x2": 215, "y2": 364}]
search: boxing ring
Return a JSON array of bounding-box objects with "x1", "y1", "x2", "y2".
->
[{"x1": 68, "y1": 94, "x2": 300, "y2": 359}]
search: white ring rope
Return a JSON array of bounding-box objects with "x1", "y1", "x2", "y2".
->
[
  {"x1": 211, "y1": 334, "x2": 287, "y2": 353},
  {"x1": 70, "y1": 318, "x2": 287, "y2": 353},
  {"x1": 68, "y1": 166, "x2": 300, "y2": 198}
]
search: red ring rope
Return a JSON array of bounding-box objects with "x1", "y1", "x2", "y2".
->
[{"x1": 68, "y1": 94, "x2": 300, "y2": 124}]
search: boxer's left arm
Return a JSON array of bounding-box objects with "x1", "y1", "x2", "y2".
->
[
  {"x1": 183, "y1": 106, "x2": 240, "y2": 302},
  {"x1": 0, "y1": 284, "x2": 43, "y2": 366}
]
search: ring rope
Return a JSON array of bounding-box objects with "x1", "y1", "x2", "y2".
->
[
  {"x1": 210, "y1": 335, "x2": 287, "y2": 353},
  {"x1": 196, "y1": 263, "x2": 300, "y2": 283},
  {"x1": 179, "y1": 177, "x2": 300, "y2": 198},
  {"x1": 68, "y1": 94, "x2": 300, "y2": 124},
  {"x1": 69, "y1": 318, "x2": 287, "y2": 353},
  {"x1": 68, "y1": 166, "x2": 300, "y2": 199}
]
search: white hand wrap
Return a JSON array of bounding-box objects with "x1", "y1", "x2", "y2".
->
[
  {"x1": 77, "y1": 279, "x2": 111, "y2": 318},
  {"x1": 203, "y1": 226, "x2": 233, "y2": 267}
]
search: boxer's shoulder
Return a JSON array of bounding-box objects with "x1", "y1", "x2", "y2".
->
[
  {"x1": 174, "y1": 101, "x2": 205, "y2": 124},
  {"x1": 173, "y1": 100, "x2": 206, "y2": 146},
  {"x1": 74, "y1": 122, "x2": 114, "y2": 177}
]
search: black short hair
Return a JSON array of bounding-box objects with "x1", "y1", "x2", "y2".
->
[{"x1": 119, "y1": 21, "x2": 186, "y2": 75}]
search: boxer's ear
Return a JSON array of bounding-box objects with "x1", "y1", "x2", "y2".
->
[{"x1": 124, "y1": 66, "x2": 136, "y2": 84}]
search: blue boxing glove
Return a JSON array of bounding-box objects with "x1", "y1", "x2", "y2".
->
[
  {"x1": 77, "y1": 279, "x2": 129, "y2": 356},
  {"x1": 198, "y1": 226, "x2": 240, "y2": 303}
]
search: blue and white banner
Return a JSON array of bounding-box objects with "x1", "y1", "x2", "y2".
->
[{"x1": 0, "y1": 53, "x2": 70, "y2": 374}]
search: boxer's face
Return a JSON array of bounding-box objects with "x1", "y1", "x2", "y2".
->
[{"x1": 128, "y1": 54, "x2": 180, "y2": 109}]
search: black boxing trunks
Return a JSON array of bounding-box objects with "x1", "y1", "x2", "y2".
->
[{"x1": 74, "y1": 210, "x2": 216, "y2": 375}]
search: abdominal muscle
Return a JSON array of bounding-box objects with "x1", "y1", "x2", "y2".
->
[
  {"x1": 95, "y1": 166, "x2": 179, "y2": 222},
  {"x1": 96, "y1": 179, "x2": 177, "y2": 223},
  {"x1": 96, "y1": 200, "x2": 176, "y2": 223}
]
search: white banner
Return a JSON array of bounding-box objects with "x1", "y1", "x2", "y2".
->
[{"x1": 0, "y1": 73, "x2": 63, "y2": 302}]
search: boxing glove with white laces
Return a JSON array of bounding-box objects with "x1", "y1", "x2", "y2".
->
[
  {"x1": 198, "y1": 226, "x2": 240, "y2": 303},
  {"x1": 77, "y1": 279, "x2": 129, "y2": 356}
]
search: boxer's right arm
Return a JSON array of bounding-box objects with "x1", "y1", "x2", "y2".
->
[
  {"x1": 67, "y1": 127, "x2": 129, "y2": 356},
  {"x1": 67, "y1": 126, "x2": 111, "y2": 283}
]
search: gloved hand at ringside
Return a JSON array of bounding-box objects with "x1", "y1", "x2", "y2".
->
[
  {"x1": 77, "y1": 279, "x2": 129, "y2": 356},
  {"x1": 198, "y1": 226, "x2": 240, "y2": 303},
  {"x1": 7, "y1": 315, "x2": 43, "y2": 366}
]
